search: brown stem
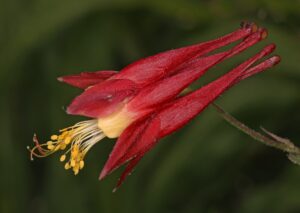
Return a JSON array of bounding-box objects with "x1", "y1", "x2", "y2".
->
[{"x1": 212, "y1": 103, "x2": 300, "y2": 155}]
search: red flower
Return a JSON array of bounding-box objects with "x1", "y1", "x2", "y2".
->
[{"x1": 28, "y1": 22, "x2": 280, "y2": 190}]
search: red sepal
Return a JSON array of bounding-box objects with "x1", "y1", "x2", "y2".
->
[
  {"x1": 101, "y1": 44, "x2": 280, "y2": 188},
  {"x1": 113, "y1": 155, "x2": 143, "y2": 192},
  {"x1": 58, "y1": 70, "x2": 117, "y2": 89},
  {"x1": 127, "y1": 29, "x2": 267, "y2": 113},
  {"x1": 158, "y1": 44, "x2": 277, "y2": 137},
  {"x1": 112, "y1": 23, "x2": 256, "y2": 85},
  {"x1": 67, "y1": 79, "x2": 139, "y2": 118},
  {"x1": 99, "y1": 116, "x2": 160, "y2": 181}
]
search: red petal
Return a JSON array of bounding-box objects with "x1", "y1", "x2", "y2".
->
[
  {"x1": 113, "y1": 155, "x2": 143, "y2": 192},
  {"x1": 58, "y1": 70, "x2": 117, "y2": 89},
  {"x1": 67, "y1": 79, "x2": 138, "y2": 118},
  {"x1": 112, "y1": 23, "x2": 256, "y2": 85},
  {"x1": 99, "y1": 116, "x2": 160, "y2": 180},
  {"x1": 157, "y1": 44, "x2": 277, "y2": 137},
  {"x1": 126, "y1": 53, "x2": 227, "y2": 113},
  {"x1": 127, "y1": 29, "x2": 266, "y2": 113},
  {"x1": 235, "y1": 55, "x2": 281, "y2": 83}
]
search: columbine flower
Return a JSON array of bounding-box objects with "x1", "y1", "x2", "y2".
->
[{"x1": 28, "y1": 22, "x2": 280, "y2": 190}]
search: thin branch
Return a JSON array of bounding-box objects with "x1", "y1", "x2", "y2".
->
[{"x1": 212, "y1": 103, "x2": 300, "y2": 164}]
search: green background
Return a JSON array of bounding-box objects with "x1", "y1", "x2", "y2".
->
[{"x1": 1, "y1": 0, "x2": 299, "y2": 212}]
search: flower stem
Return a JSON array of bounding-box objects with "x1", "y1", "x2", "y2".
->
[{"x1": 212, "y1": 103, "x2": 300, "y2": 165}]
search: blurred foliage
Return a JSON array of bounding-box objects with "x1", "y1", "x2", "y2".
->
[{"x1": 0, "y1": 0, "x2": 299, "y2": 213}]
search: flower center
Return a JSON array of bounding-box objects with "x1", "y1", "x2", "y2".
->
[
  {"x1": 28, "y1": 120, "x2": 105, "y2": 175},
  {"x1": 97, "y1": 107, "x2": 135, "y2": 138}
]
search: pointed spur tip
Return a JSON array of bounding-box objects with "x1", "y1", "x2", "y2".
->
[
  {"x1": 251, "y1": 23, "x2": 258, "y2": 33},
  {"x1": 270, "y1": 55, "x2": 281, "y2": 65},
  {"x1": 261, "y1": 28, "x2": 268, "y2": 39},
  {"x1": 254, "y1": 28, "x2": 268, "y2": 40},
  {"x1": 264, "y1": 43, "x2": 276, "y2": 53},
  {"x1": 240, "y1": 21, "x2": 258, "y2": 33}
]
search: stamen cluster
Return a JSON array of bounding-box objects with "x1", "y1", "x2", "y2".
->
[{"x1": 28, "y1": 120, "x2": 104, "y2": 175}]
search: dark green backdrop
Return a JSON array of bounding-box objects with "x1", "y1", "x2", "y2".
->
[{"x1": 1, "y1": 0, "x2": 299, "y2": 212}]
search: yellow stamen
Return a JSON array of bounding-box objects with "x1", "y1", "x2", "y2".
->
[
  {"x1": 60, "y1": 155, "x2": 66, "y2": 162},
  {"x1": 51, "y1": 135, "x2": 58, "y2": 140},
  {"x1": 28, "y1": 119, "x2": 105, "y2": 175},
  {"x1": 73, "y1": 168, "x2": 79, "y2": 175},
  {"x1": 64, "y1": 137, "x2": 71, "y2": 144},
  {"x1": 64, "y1": 162, "x2": 71, "y2": 170},
  {"x1": 79, "y1": 161, "x2": 84, "y2": 169},
  {"x1": 47, "y1": 144, "x2": 54, "y2": 150},
  {"x1": 71, "y1": 159, "x2": 76, "y2": 167},
  {"x1": 60, "y1": 143, "x2": 66, "y2": 150},
  {"x1": 54, "y1": 145, "x2": 61, "y2": 151}
]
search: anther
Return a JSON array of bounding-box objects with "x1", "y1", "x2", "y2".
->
[
  {"x1": 51, "y1": 135, "x2": 58, "y2": 140},
  {"x1": 71, "y1": 159, "x2": 76, "y2": 167},
  {"x1": 74, "y1": 169, "x2": 79, "y2": 175},
  {"x1": 60, "y1": 143, "x2": 67, "y2": 150},
  {"x1": 60, "y1": 131, "x2": 68, "y2": 138},
  {"x1": 64, "y1": 137, "x2": 71, "y2": 144},
  {"x1": 64, "y1": 163, "x2": 71, "y2": 170},
  {"x1": 79, "y1": 161, "x2": 84, "y2": 169},
  {"x1": 60, "y1": 155, "x2": 66, "y2": 162},
  {"x1": 47, "y1": 144, "x2": 54, "y2": 150}
]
